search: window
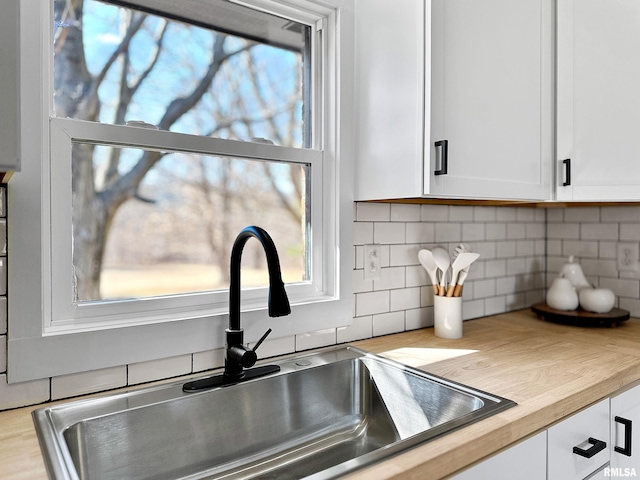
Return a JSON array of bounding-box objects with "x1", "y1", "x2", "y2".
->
[{"x1": 8, "y1": 0, "x2": 354, "y2": 382}]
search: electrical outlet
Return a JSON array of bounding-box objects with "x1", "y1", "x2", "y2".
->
[
  {"x1": 617, "y1": 243, "x2": 639, "y2": 271},
  {"x1": 364, "y1": 245, "x2": 381, "y2": 281}
]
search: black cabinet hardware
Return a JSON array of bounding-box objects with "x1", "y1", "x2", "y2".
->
[
  {"x1": 615, "y1": 416, "x2": 633, "y2": 457},
  {"x1": 434, "y1": 140, "x2": 448, "y2": 175},
  {"x1": 562, "y1": 158, "x2": 571, "y2": 186},
  {"x1": 573, "y1": 437, "x2": 606, "y2": 458}
]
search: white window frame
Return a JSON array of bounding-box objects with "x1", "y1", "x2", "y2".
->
[{"x1": 8, "y1": 0, "x2": 354, "y2": 383}]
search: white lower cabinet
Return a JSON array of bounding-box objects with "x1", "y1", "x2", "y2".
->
[
  {"x1": 548, "y1": 398, "x2": 610, "y2": 480},
  {"x1": 451, "y1": 431, "x2": 547, "y2": 480},
  {"x1": 610, "y1": 384, "x2": 640, "y2": 472},
  {"x1": 452, "y1": 398, "x2": 611, "y2": 480}
]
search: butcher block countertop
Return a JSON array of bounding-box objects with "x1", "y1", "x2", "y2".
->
[{"x1": 3, "y1": 309, "x2": 640, "y2": 479}]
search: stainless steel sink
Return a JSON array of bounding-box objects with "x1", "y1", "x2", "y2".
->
[{"x1": 33, "y1": 346, "x2": 515, "y2": 480}]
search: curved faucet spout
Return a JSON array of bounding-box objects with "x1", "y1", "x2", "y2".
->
[
  {"x1": 224, "y1": 226, "x2": 291, "y2": 381},
  {"x1": 229, "y1": 226, "x2": 291, "y2": 331}
]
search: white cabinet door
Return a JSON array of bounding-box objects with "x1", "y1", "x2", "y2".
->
[
  {"x1": 354, "y1": 0, "x2": 553, "y2": 202},
  {"x1": 548, "y1": 398, "x2": 610, "y2": 480},
  {"x1": 428, "y1": 0, "x2": 553, "y2": 201},
  {"x1": 611, "y1": 384, "x2": 640, "y2": 471},
  {"x1": 451, "y1": 431, "x2": 546, "y2": 480},
  {"x1": 354, "y1": 0, "x2": 426, "y2": 201},
  {"x1": 557, "y1": 0, "x2": 640, "y2": 201}
]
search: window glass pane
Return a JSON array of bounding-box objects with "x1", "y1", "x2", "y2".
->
[
  {"x1": 53, "y1": 0, "x2": 309, "y2": 148},
  {"x1": 72, "y1": 143, "x2": 309, "y2": 302}
]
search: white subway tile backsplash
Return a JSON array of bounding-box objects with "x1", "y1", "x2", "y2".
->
[
  {"x1": 516, "y1": 208, "x2": 537, "y2": 222},
  {"x1": 435, "y1": 223, "x2": 462, "y2": 242},
  {"x1": 421, "y1": 204, "x2": 449, "y2": 222},
  {"x1": 507, "y1": 223, "x2": 527, "y2": 240},
  {"x1": 473, "y1": 279, "x2": 496, "y2": 299},
  {"x1": 563, "y1": 240, "x2": 598, "y2": 258},
  {"x1": 0, "y1": 335, "x2": 5, "y2": 373},
  {"x1": 374, "y1": 222, "x2": 406, "y2": 244},
  {"x1": 605, "y1": 207, "x2": 640, "y2": 222},
  {"x1": 406, "y1": 222, "x2": 435, "y2": 244},
  {"x1": 389, "y1": 244, "x2": 419, "y2": 266},
  {"x1": 462, "y1": 299, "x2": 485, "y2": 320},
  {"x1": 526, "y1": 223, "x2": 545, "y2": 239},
  {"x1": 352, "y1": 268, "x2": 374, "y2": 294},
  {"x1": 295, "y1": 328, "x2": 337, "y2": 351},
  {"x1": 449, "y1": 206, "x2": 474, "y2": 222},
  {"x1": 373, "y1": 311, "x2": 405, "y2": 336},
  {"x1": 390, "y1": 287, "x2": 421, "y2": 312},
  {"x1": 581, "y1": 258, "x2": 619, "y2": 278},
  {"x1": 485, "y1": 296, "x2": 507, "y2": 316},
  {"x1": 496, "y1": 207, "x2": 517, "y2": 222},
  {"x1": 353, "y1": 222, "x2": 374, "y2": 245},
  {"x1": 0, "y1": 297, "x2": 6, "y2": 335},
  {"x1": 462, "y1": 223, "x2": 485, "y2": 241},
  {"x1": 620, "y1": 297, "x2": 640, "y2": 317},
  {"x1": 355, "y1": 290, "x2": 390, "y2": 316},
  {"x1": 547, "y1": 223, "x2": 580, "y2": 239},
  {"x1": 405, "y1": 307, "x2": 433, "y2": 330},
  {"x1": 484, "y1": 259, "x2": 507, "y2": 278},
  {"x1": 620, "y1": 224, "x2": 640, "y2": 241},
  {"x1": 337, "y1": 315, "x2": 373, "y2": 343},
  {"x1": 564, "y1": 207, "x2": 600, "y2": 222},
  {"x1": 51, "y1": 366, "x2": 126, "y2": 400},
  {"x1": 356, "y1": 202, "x2": 390, "y2": 222},
  {"x1": 0, "y1": 258, "x2": 6, "y2": 296},
  {"x1": 496, "y1": 241, "x2": 517, "y2": 259},
  {"x1": 547, "y1": 239, "x2": 562, "y2": 256},
  {"x1": 516, "y1": 240, "x2": 535, "y2": 257},
  {"x1": 474, "y1": 206, "x2": 497, "y2": 222},
  {"x1": 0, "y1": 374, "x2": 49, "y2": 410},
  {"x1": 192, "y1": 348, "x2": 226, "y2": 372},
  {"x1": 406, "y1": 265, "x2": 428, "y2": 288},
  {"x1": 581, "y1": 223, "x2": 619, "y2": 241},
  {"x1": 374, "y1": 266, "x2": 405, "y2": 291},
  {"x1": 546, "y1": 209, "x2": 564, "y2": 222},
  {"x1": 599, "y1": 277, "x2": 640, "y2": 299},
  {"x1": 391, "y1": 204, "x2": 421, "y2": 222},
  {"x1": 485, "y1": 223, "x2": 507, "y2": 241},
  {"x1": 128, "y1": 354, "x2": 192, "y2": 385},
  {"x1": 420, "y1": 286, "x2": 435, "y2": 307},
  {"x1": 599, "y1": 241, "x2": 618, "y2": 259}
]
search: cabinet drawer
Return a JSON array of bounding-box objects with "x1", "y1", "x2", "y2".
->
[{"x1": 548, "y1": 398, "x2": 610, "y2": 480}]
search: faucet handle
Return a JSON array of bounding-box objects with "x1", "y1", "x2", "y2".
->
[
  {"x1": 229, "y1": 328, "x2": 274, "y2": 370},
  {"x1": 252, "y1": 328, "x2": 272, "y2": 353}
]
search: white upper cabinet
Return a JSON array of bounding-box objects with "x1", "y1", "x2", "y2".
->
[
  {"x1": 557, "y1": 0, "x2": 640, "y2": 201},
  {"x1": 0, "y1": 0, "x2": 20, "y2": 172},
  {"x1": 355, "y1": 0, "x2": 553, "y2": 201}
]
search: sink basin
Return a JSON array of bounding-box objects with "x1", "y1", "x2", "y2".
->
[{"x1": 33, "y1": 346, "x2": 515, "y2": 479}]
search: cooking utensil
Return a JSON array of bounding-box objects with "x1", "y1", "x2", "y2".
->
[
  {"x1": 432, "y1": 247, "x2": 451, "y2": 296},
  {"x1": 446, "y1": 252, "x2": 480, "y2": 297},
  {"x1": 453, "y1": 253, "x2": 480, "y2": 297},
  {"x1": 418, "y1": 249, "x2": 440, "y2": 295}
]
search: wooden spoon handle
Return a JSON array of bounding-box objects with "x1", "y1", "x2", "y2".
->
[
  {"x1": 446, "y1": 285, "x2": 455, "y2": 297},
  {"x1": 453, "y1": 284, "x2": 463, "y2": 297}
]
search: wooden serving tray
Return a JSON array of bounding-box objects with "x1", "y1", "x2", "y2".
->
[{"x1": 531, "y1": 302, "x2": 630, "y2": 327}]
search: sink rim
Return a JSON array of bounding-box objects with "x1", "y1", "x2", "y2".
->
[{"x1": 32, "y1": 345, "x2": 516, "y2": 480}]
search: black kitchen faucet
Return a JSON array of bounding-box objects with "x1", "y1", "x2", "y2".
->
[{"x1": 183, "y1": 225, "x2": 290, "y2": 391}]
